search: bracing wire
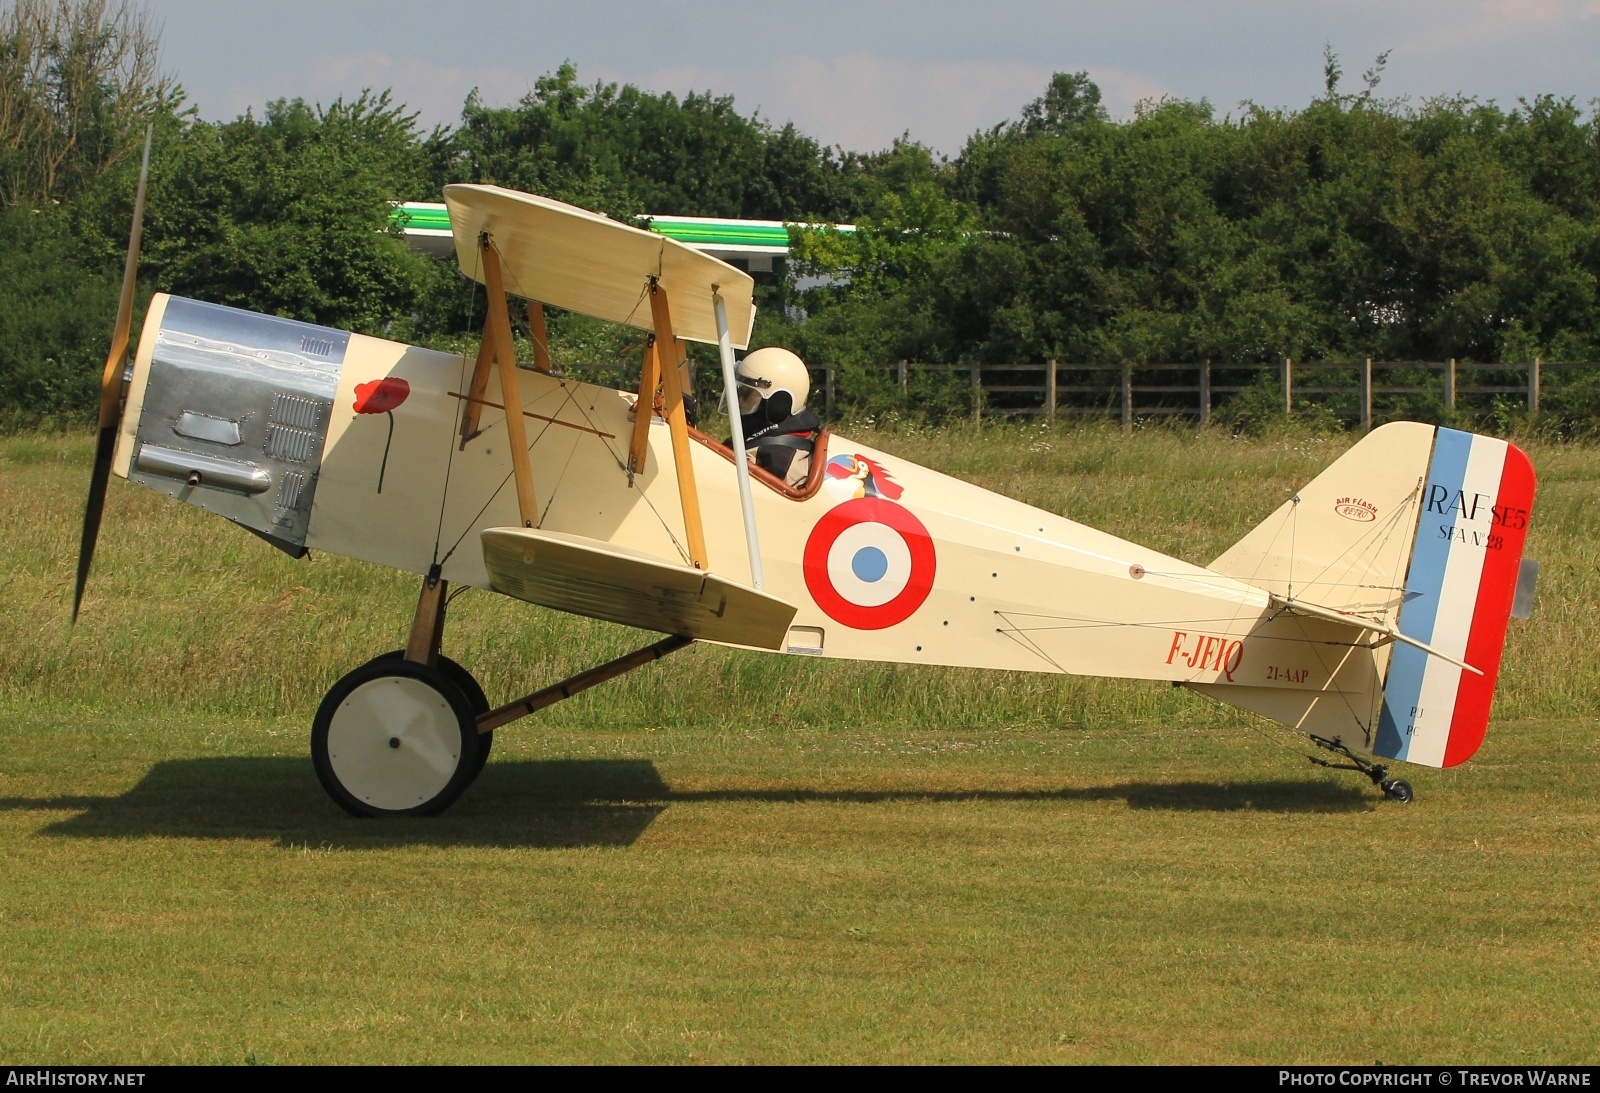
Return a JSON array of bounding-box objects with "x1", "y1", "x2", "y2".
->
[
  {"x1": 436, "y1": 387, "x2": 575, "y2": 565},
  {"x1": 431, "y1": 251, "x2": 483, "y2": 566},
  {"x1": 434, "y1": 241, "x2": 692, "y2": 568}
]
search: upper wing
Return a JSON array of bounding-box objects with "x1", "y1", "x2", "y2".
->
[{"x1": 442, "y1": 184, "x2": 756, "y2": 348}]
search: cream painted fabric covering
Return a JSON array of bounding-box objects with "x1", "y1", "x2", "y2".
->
[{"x1": 442, "y1": 184, "x2": 756, "y2": 348}]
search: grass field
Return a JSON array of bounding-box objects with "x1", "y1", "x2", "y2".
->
[{"x1": 0, "y1": 423, "x2": 1596, "y2": 1064}]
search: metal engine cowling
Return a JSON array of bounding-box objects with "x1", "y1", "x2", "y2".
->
[{"x1": 121, "y1": 295, "x2": 350, "y2": 555}]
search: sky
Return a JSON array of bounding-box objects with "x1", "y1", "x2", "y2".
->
[{"x1": 145, "y1": 0, "x2": 1600, "y2": 157}]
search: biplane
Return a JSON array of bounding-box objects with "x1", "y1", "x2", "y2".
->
[{"x1": 73, "y1": 152, "x2": 1540, "y2": 816}]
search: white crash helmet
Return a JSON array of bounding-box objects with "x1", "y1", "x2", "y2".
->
[{"x1": 735, "y1": 347, "x2": 810, "y2": 421}]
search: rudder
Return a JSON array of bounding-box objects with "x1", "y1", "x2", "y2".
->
[{"x1": 1373, "y1": 430, "x2": 1535, "y2": 767}]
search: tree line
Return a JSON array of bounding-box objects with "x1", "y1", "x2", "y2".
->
[{"x1": 2, "y1": 2, "x2": 1598, "y2": 429}]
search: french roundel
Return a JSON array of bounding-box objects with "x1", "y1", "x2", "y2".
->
[{"x1": 803, "y1": 497, "x2": 936, "y2": 630}]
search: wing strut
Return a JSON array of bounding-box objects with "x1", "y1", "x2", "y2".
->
[
  {"x1": 457, "y1": 248, "x2": 551, "y2": 444},
  {"x1": 627, "y1": 336, "x2": 660, "y2": 480},
  {"x1": 648, "y1": 279, "x2": 708, "y2": 570},
  {"x1": 528, "y1": 300, "x2": 551, "y2": 373},
  {"x1": 713, "y1": 289, "x2": 764, "y2": 589},
  {"x1": 458, "y1": 319, "x2": 498, "y2": 446},
  {"x1": 480, "y1": 233, "x2": 539, "y2": 527}
]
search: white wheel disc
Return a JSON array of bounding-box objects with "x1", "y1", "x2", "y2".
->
[{"x1": 326, "y1": 675, "x2": 465, "y2": 811}]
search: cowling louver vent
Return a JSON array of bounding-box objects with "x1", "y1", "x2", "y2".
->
[
  {"x1": 277, "y1": 470, "x2": 306, "y2": 511},
  {"x1": 270, "y1": 392, "x2": 321, "y2": 429},
  {"x1": 265, "y1": 424, "x2": 316, "y2": 462}
]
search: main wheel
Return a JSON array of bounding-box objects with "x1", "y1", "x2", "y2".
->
[
  {"x1": 312, "y1": 658, "x2": 481, "y2": 817},
  {"x1": 1381, "y1": 778, "x2": 1414, "y2": 804},
  {"x1": 365, "y1": 651, "x2": 493, "y2": 778}
]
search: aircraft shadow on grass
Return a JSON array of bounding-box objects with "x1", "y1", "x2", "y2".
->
[{"x1": 0, "y1": 758, "x2": 1371, "y2": 849}]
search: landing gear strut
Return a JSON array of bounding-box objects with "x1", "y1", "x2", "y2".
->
[
  {"x1": 1307, "y1": 735, "x2": 1414, "y2": 803},
  {"x1": 311, "y1": 567, "x2": 692, "y2": 817}
]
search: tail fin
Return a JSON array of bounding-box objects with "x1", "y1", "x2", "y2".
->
[{"x1": 1197, "y1": 423, "x2": 1536, "y2": 769}]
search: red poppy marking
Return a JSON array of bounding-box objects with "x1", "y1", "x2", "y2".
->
[{"x1": 354, "y1": 377, "x2": 410, "y2": 414}]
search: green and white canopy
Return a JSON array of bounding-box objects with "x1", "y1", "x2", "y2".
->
[{"x1": 392, "y1": 201, "x2": 852, "y2": 272}]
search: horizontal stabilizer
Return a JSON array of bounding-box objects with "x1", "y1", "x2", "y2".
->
[
  {"x1": 481, "y1": 528, "x2": 797, "y2": 649},
  {"x1": 1268, "y1": 593, "x2": 1482, "y2": 675}
]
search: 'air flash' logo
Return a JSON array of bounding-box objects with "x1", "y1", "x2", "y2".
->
[{"x1": 1333, "y1": 496, "x2": 1377, "y2": 522}]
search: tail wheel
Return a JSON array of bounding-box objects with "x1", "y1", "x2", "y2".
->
[
  {"x1": 312, "y1": 659, "x2": 481, "y2": 817},
  {"x1": 366, "y1": 651, "x2": 492, "y2": 779},
  {"x1": 1381, "y1": 779, "x2": 1415, "y2": 804}
]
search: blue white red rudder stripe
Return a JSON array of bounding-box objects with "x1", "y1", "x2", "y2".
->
[{"x1": 1375, "y1": 428, "x2": 1536, "y2": 767}]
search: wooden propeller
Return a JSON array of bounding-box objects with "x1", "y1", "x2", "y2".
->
[{"x1": 72, "y1": 127, "x2": 152, "y2": 623}]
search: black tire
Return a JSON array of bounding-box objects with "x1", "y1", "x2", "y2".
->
[
  {"x1": 366, "y1": 651, "x2": 493, "y2": 778},
  {"x1": 1381, "y1": 779, "x2": 1414, "y2": 804},
  {"x1": 312, "y1": 658, "x2": 481, "y2": 817}
]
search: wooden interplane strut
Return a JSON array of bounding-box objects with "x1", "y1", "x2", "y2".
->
[
  {"x1": 528, "y1": 300, "x2": 551, "y2": 374},
  {"x1": 479, "y1": 235, "x2": 539, "y2": 527},
  {"x1": 458, "y1": 323, "x2": 497, "y2": 445},
  {"x1": 648, "y1": 279, "x2": 708, "y2": 570},
  {"x1": 627, "y1": 336, "x2": 660, "y2": 480}
]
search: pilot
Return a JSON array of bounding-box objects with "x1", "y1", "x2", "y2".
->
[{"x1": 732, "y1": 347, "x2": 820, "y2": 488}]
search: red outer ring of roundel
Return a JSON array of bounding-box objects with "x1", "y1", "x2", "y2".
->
[{"x1": 803, "y1": 497, "x2": 936, "y2": 630}]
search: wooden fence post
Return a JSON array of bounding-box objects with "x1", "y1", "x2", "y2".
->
[
  {"x1": 1361, "y1": 357, "x2": 1373, "y2": 431},
  {"x1": 1045, "y1": 359, "x2": 1057, "y2": 423},
  {"x1": 825, "y1": 365, "x2": 835, "y2": 419},
  {"x1": 1199, "y1": 360, "x2": 1211, "y2": 426},
  {"x1": 898, "y1": 359, "x2": 907, "y2": 398},
  {"x1": 1121, "y1": 366, "x2": 1133, "y2": 432},
  {"x1": 1446, "y1": 358, "x2": 1456, "y2": 410},
  {"x1": 972, "y1": 363, "x2": 982, "y2": 424},
  {"x1": 1529, "y1": 357, "x2": 1541, "y2": 416},
  {"x1": 1282, "y1": 357, "x2": 1293, "y2": 415}
]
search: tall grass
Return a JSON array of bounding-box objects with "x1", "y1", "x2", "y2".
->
[{"x1": 2, "y1": 421, "x2": 1593, "y2": 729}]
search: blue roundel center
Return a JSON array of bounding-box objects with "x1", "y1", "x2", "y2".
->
[{"x1": 851, "y1": 546, "x2": 889, "y2": 583}]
